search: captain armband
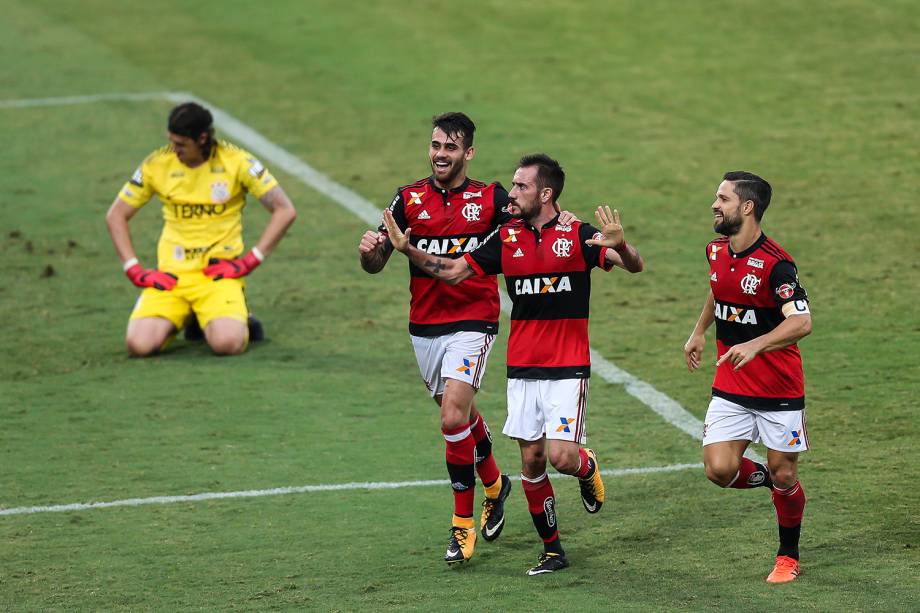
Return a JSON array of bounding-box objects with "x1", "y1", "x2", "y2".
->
[{"x1": 781, "y1": 300, "x2": 810, "y2": 318}]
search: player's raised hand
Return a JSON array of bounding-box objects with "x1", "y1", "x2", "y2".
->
[
  {"x1": 684, "y1": 333, "x2": 705, "y2": 372},
  {"x1": 382, "y1": 209, "x2": 411, "y2": 253},
  {"x1": 203, "y1": 250, "x2": 262, "y2": 280},
  {"x1": 125, "y1": 262, "x2": 178, "y2": 291},
  {"x1": 584, "y1": 205, "x2": 625, "y2": 249},
  {"x1": 358, "y1": 230, "x2": 386, "y2": 254}
]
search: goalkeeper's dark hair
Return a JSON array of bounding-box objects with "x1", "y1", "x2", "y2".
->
[
  {"x1": 519, "y1": 153, "x2": 565, "y2": 203},
  {"x1": 432, "y1": 112, "x2": 475, "y2": 149},
  {"x1": 168, "y1": 102, "x2": 215, "y2": 157},
  {"x1": 723, "y1": 171, "x2": 772, "y2": 221}
]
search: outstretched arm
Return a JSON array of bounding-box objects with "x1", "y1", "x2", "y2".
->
[
  {"x1": 585, "y1": 206, "x2": 643, "y2": 272},
  {"x1": 382, "y1": 209, "x2": 475, "y2": 285}
]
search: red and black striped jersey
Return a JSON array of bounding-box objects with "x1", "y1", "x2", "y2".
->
[
  {"x1": 465, "y1": 216, "x2": 614, "y2": 379},
  {"x1": 380, "y1": 177, "x2": 511, "y2": 336},
  {"x1": 708, "y1": 233, "x2": 810, "y2": 410}
]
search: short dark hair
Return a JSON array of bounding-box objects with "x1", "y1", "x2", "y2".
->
[
  {"x1": 723, "y1": 171, "x2": 772, "y2": 221},
  {"x1": 519, "y1": 153, "x2": 565, "y2": 202},
  {"x1": 432, "y1": 112, "x2": 475, "y2": 149}
]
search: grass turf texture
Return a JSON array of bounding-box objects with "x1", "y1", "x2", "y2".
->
[{"x1": 1, "y1": 0, "x2": 918, "y2": 610}]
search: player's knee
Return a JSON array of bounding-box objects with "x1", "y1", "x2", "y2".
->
[
  {"x1": 548, "y1": 447, "x2": 580, "y2": 475},
  {"x1": 210, "y1": 337, "x2": 246, "y2": 355},
  {"x1": 521, "y1": 451, "x2": 547, "y2": 477},
  {"x1": 704, "y1": 461, "x2": 738, "y2": 488},
  {"x1": 126, "y1": 335, "x2": 160, "y2": 357},
  {"x1": 440, "y1": 411, "x2": 466, "y2": 432},
  {"x1": 439, "y1": 399, "x2": 469, "y2": 431},
  {"x1": 769, "y1": 465, "x2": 797, "y2": 489}
]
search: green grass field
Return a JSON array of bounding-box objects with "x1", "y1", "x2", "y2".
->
[{"x1": 1, "y1": 0, "x2": 918, "y2": 610}]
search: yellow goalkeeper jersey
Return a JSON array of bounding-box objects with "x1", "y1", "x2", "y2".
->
[{"x1": 118, "y1": 140, "x2": 279, "y2": 274}]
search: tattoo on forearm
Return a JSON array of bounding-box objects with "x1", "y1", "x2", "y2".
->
[{"x1": 424, "y1": 259, "x2": 446, "y2": 273}]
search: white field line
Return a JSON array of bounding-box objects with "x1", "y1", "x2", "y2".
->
[{"x1": 0, "y1": 463, "x2": 702, "y2": 516}]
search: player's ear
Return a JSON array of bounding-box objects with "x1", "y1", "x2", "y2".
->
[
  {"x1": 464, "y1": 146, "x2": 475, "y2": 161},
  {"x1": 743, "y1": 200, "x2": 755, "y2": 216}
]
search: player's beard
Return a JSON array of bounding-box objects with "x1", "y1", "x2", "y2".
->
[
  {"x1": 714, "y1": 210, "x2": 743, "y2": 236},
  {"x1": 431, "y1": 157, "x2": 464, "y2": 188},
  {"x1": 508, "y1": 195, "x2": 539, "y2": 222}
]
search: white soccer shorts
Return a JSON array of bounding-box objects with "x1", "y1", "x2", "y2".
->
[
  {"x1": 503, "y1": 378, "x2": 589, "y2": 444},
  {"x1": 702, "y1": 395, "x2": 810, "y2": 452},
  {"x1": 410, "y1": 331, "x2": 495, "y2": 398}
]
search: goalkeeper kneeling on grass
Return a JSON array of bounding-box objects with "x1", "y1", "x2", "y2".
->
[{"x1": 105, "y1": 102, "x2": 297, "y2": 356}]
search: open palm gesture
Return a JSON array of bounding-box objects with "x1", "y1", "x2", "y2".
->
[{"x1": 585, "y1": 205, "x2": 625, "y2": 249}]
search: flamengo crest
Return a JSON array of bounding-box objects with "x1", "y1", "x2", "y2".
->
[
  {"x1": 740, "y1": 273, "x2": 761, "y2": 295},
  {"x1": 552, "y1": 237, "x2": 574, "y2": 258},
  {"x1": 461, "y1": 202, "x2": 482, "y2": 222}
]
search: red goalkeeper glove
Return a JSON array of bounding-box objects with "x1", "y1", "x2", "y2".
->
[
  {"x1": 203, "y1": 248, "x2": 264, "y2": 280},
  {"x1": 124, "y1": 260, "x2": 178, "y2": 291}
]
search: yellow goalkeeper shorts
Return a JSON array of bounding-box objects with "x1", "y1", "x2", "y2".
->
[{"x1": 129, "y1": 271, "x2": 248, "y2": 330}]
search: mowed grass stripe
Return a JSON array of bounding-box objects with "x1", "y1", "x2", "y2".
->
[{"x1": 0, "y1": 463, "x2": 702, "y2": 516}]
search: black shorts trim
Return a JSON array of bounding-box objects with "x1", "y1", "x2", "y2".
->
[
  {"x1": 408, "y1": 320, "x2": 499, "y2": 337},
  {"x1": 507, "y1": 365, "x2": 591, "y2": 380},
  {"x1": 712, "y1": 388, "x2": 805, "y2": 411}
]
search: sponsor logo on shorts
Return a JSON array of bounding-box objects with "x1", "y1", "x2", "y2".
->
[
  {"x1": 787, "y1": 430, "x2": 801, "y2": 446},
  {"x1": 556, "y1": 417, "x2": 575, "y2": 433},
  {"x1": 456, "y1": 358, "x2": 476, "y2": 375}
]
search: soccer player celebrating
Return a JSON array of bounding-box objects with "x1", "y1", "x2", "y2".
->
[
  {"x1": 105, "y1": 102, "x2": 297, "y2": 356},
  {"x1": 383, "y1": 153, "x2": 643, "y2": 575},
  {"x1": 683, "y1": 171, "x2": 812, "y2": 584},
  {"x1": 359, "y1": 113, "x2": 565, "y2": 565}
]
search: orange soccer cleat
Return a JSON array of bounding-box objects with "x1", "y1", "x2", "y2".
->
[{"x1": 766, "y1": 555, "x2": 800, "y2": 583}]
